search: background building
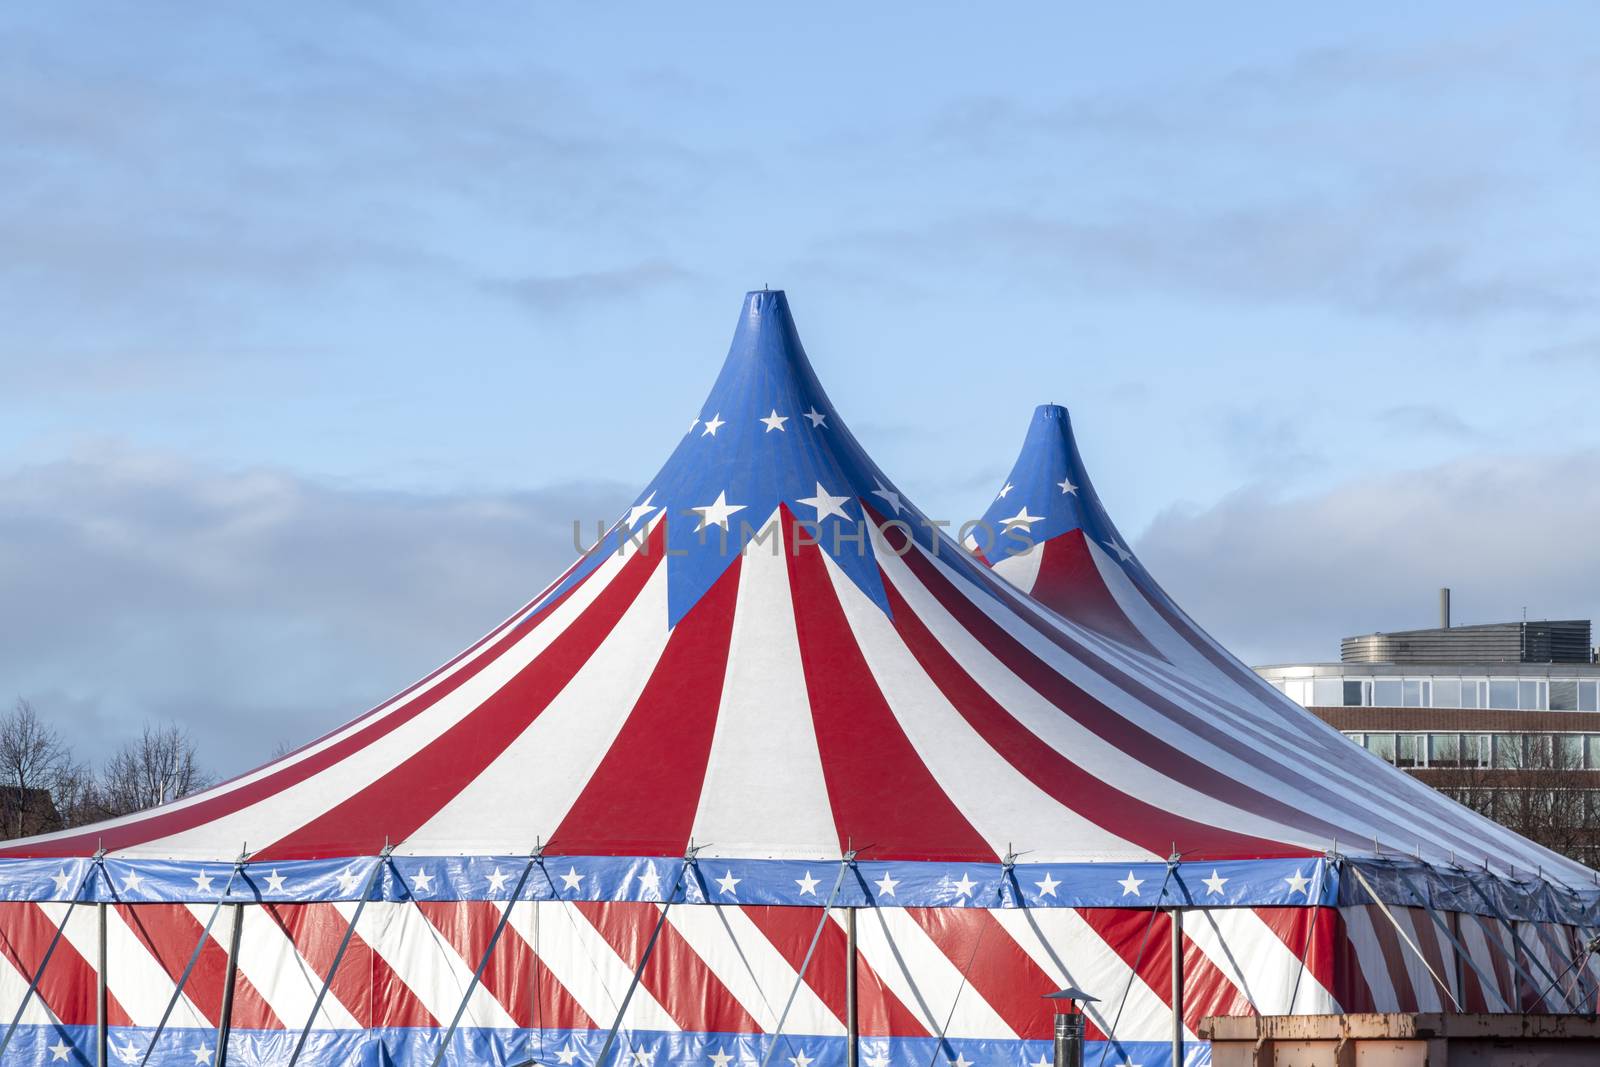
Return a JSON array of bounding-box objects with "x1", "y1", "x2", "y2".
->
[{"x1": 1255, "y1": 593, "x2": 1600, "y2": 865}]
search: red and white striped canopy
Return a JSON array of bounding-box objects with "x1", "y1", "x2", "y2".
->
[{"x1": 4, "y1": 291, "x2": 1589, "y2": 893}]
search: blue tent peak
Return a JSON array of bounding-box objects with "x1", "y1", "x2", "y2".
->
[{"x1": 527, "y1": 290, "x2": 937, "y2": 627}]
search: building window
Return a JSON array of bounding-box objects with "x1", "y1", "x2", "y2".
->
[
  {"x1": 1367, "y1": 733, "x2": 1397, "y2": 763},
  {"x1": 1463, "y1": 680, "x2": 1485, "y2": 709},
  {"x1": 1581, "y1": 681, "x2": 1599, "y2": 713},
  {"x1": 1493, "y1": 734, "x2": 1522, "y2": 768},
  {"x1": 1468, "y1": 734, "x2": 1492, "y2": 767},
  {"x1": 1342, "y1": 680, "x2": 1366, "y2": 706},
  {"x1": 1397, "y1": 733, "x2": 1423, "y2": 768},
  {"x1": 1520, "y1": 680, "x2": 1542, "y2": 710},
  {"x1": 1527, "y1": 734, "x2": 1555, "y2": 768},
  {"x1": 1490, "y1": 680, "x2": 1518, "y2": 710},
  {"x1": 1433, "y1": 678, "x2": 1463, "y2": 708},
  {"x1": 1558, "y1": 734, "x2": 1585, "y2": 769},
  {"x1": 1374, "y1": 679, "x2": 1403, "y2": 706},
  {"x1": 1312, "y1": 678, "x2": 1342, "y2": 707},
  {"x1": 1551, "y1": 680, "x2": 1579, "y2": 712},
  {"x1": 1430, "y1": 733, "x2": 1461, "y2": 768}
]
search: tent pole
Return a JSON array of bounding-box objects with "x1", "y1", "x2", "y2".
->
[
  {"x1": 287, "y1": 847, "x2": 391, "y2": 1067},
  {"x1": 97, "y1": 901, "x2": 108, "y2": 1067},
  {"x1": 428, "y1": 849, "x2": 542, "y2": 1067},
  {"x1": 845, "y1": 908, "x2": 858, "y2": 1067},
  {"x1": 214, "y1": 903, "x2": 244, "y2": 1067},
  {"x1": 1169, "y1": 908, "x2": 1183, "y2": 1067}
]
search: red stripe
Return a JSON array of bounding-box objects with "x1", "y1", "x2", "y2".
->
[
  {"x1": 574, "y1": 900, "x2": 759, "y2": 1034},
  {"x1": 740, "y1": 905, "x2": 928, "y2": 1038},
  {"x1": 1361, "y1": 904, "x2": 1420, "y2": 1011},
  {"x1": 414, "y1": 900, "x2": 594, "y2": 1029},
  {"x1": 1026, "y1": 531, "x2": 1159, "y2": 655},
  {"x1": 905, "y1": 908, "x2": 1056, "y2": 1039},
  {"x1": 783, "y1": 514, "x2": 994, "y2": 861},
  {"x1": 885, "y1": 525, "x2": 1326, "y2": 858},
  {"x1": 1249, "y1": 906, "x2": 1355, "y2": 1013},
  {"x1": 1177, "y1": 929, "x2": 1254, "y2": 1030},
  {"x1": 112, "y1": 904, "x2": 281, "y2": 1029},
  {"x1": 549, "y1": 555, "x2": 741, "y2": 855},
  {"x1": 0, "y1": 902, "x2": 131, "y2": 1026},
  {"x1": 882, "y1": 572, "x2": 1290, "y2": 859},
  {"x1": 2, "y1": 553, "x2": 606, "y2": 859},
  {"x1": 264, "y1": 903, "x2": 436, "y2": 1028},
  {"x1": 260, "y1": 527, "x2": 665, "y2": 859}
]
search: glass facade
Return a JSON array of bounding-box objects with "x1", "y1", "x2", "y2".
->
[
  {"x1": 1343, "y1": 730, "x2": 1600, "y2": 770},
  {"x1": 1267, "y1": 674, "x2": 1600, "y2": 711}
]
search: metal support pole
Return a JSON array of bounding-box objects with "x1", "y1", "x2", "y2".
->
[
  {"x1": 138, "y1": 861, "x2": 247, "y2": 1067},
  {"x1": 214, "y1": 903, "x2": 244, "y2": 1067},
  {"x1": 845, "y1": 908, "x2": 858, "y2": 1067},
  {"x1": 1169, "y1": 909, "x2": 1183, "y2": 1067},
  {"x1": 97, "y1": 901, "x2": 108, "y2": 1067},
  {"x1": 287, "y1": 848, "x2": 390, "y2": 1067}
]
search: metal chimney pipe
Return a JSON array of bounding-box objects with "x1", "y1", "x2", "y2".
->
[{"x1": 1440, "y1": 587, "x2": 1451, "y2": 629}]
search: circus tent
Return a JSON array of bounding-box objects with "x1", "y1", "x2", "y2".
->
[{"x1": 2, "y1": 292, "x2": 1596, "y2": 1067}]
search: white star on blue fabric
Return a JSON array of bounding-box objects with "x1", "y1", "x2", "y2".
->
[
  {"x1": 691, "y1": 490, "x2": 746, "y2": 532},
  {"x1": 192, "y1": 871, "x2": 214, "y2": 893},
  {"x1": 1000, "y1": 506, "x2": 1042, "y2": 532},
  {"x1": 48, "y1": 1039, "x2": 72, "y2": 1062},
  {"x1": 802, "y1": 407, "x2": 827, "y2": 429},
  {"x1": 264, "y1": 870, "x2": 288, "y2": 894},
  {"x1": 1118, "y1": 871, "x2": 1144, "y2": 897},
  {"x1": 1285, "y1": 869, "x2": 1311, "y2": 896},
  {"x1": 121, "y1": 869, "x2": 145, "y2": 894},
  {"x1": 950, "y1": 871, "x2": 977, "y2": 898},
  {"x1": 870, "y1": 479, "x2": 903, "y2": 515},
  {"x1": 1058, "y1": 478, "x2": 1078, "y2": 495},
  {"x1": 949, "y1": 1055, "x2": 972, "y2": 1067},
  {"x1": 873, "y1": 871, "x2": 899, "y2": 898},
  {"x1": 51, "y1": 870, "x2": 72, "y2": 895},
  {"x1": 556, "y1": 1044, "x2": 579, "y2": 1065},
  {"x1": 637, "y1": 865, "x2": 662, "y2": 898},
  {"x1": 997, "y1": 482, "x2": 1014, "y2": 498},
  {"x1": 865, "y1": 1049, "x2": 891, "y2": 1067},
  {"x1": 761, "y1": 410, "x2": 788, "y2": 433},
  {"x1": 486, "y1": 868, "x2": 511, "y2": 894},
  {"x1": 625, "y1": 492, "x2": 660, "y2": 528},
  {"x1": 561, "y1": 867, "x2": 584, "y2": 892},
  {"x1": 410, "y1": 869, "x2": 434, "y2": 894},
  {"x1": 797, "y1": 483, "x2": 851, "y2": 522},
  {"x1": 716, "y1": 871, "x2": 740, "y2": 896},
  {"x1": 1104, "y1": 539, "x2": 1134, "y2": 562},
  {"x1": 191, "y1": 1042, "x2": 214, "y2": 1064},
  {"x1": 1034, "y1": 873, "x2": 1060, "y2": 898},
  {"x1": 796, "y1": 871, "x2": 820, "y2": 895},
  {"x1": 335, "y1": 867, "x2": 364, "y2": 895},
  {"x1": 708, "y1": 1050, "x2": 734, "y2": 1067},
  {"x1": 788, "y1": 1051, "x2": 813, "y2": 1067},
  {"x1": 701, "y1": 413, "x2": 726, "y2": 437},
  {"x1": 1203, "y1": 870, "x2": 1229, "y2": 896}
]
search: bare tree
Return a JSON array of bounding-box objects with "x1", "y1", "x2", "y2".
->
[
  {"x1": 98, "y1": 720, "x2": 214, "y2": 819},
  {"x1": 0, "y1": 698, "x2": 89, "y2": 839},
  {"x1": 1431, "y1": 734, "x2": 1598, "y2": 867}
]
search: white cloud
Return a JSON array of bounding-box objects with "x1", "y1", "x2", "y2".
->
[
  {"x1": 0, "y1": 449, "x2": 630, "y2": 775},
  {"x1": 1137, "y1": 450, "x2": 1600, "y2": 666}
]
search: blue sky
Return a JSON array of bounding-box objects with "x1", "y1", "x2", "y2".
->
[{"x1": 4, "y1": 4, "x2": 1599, "y2": 773}]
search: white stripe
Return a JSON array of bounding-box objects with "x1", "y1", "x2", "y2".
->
[
  {"x1": 200, "y1": 902, "x2": 362, "y2": 1029},
  {"x1": 693, "y1": 514, "x2": 838, "y2": 859},
  {"x1": 36, "y1": 902, "x2": 207, "y2": 1029},
  {"x1": 502, "y1": 900, "x2": 679, "y2": 1033},
  {"x1": 829, "y1": 545, "x2": 1149, "y2": 861},
  {"x1": 132, "y1": 526, "x2": 650, "y2": 859},
  {"x1": 989, "y1": 907, "x2": 1188, "y2": 1043},
  {"x1": 402, "y1": 560, "x2": 673, "y2": 853},
  {"x1": 333, "y1": 901, "x2": 515, "y2": 1029},
  {"x1": 1185, "y1": 908, "x2": 1334, "y2": 1016},
  {"x1": 885, "y1": 543, "x2": 1321, "y2": 855},
  {"x1": 1457, "y1": 913, "x2": 1510, "y2": 1012},
  {"x1": 666, "y1": 904, "x2": 844, "y2": 1036},
  {"x1": 1338, "y1": 906, "x2": 1399, "y2": 1012},
  {"x1": 849, "y1": 907, "x2": 1016, "y2": 1040},
  {"x1": 990, "y1": 540, "x2": 1044, "y2": 595}
]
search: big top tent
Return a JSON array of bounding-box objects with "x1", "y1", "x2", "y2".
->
[{"x1": 1, "y1": 292, "x2": 1597, "y2": 1067}]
